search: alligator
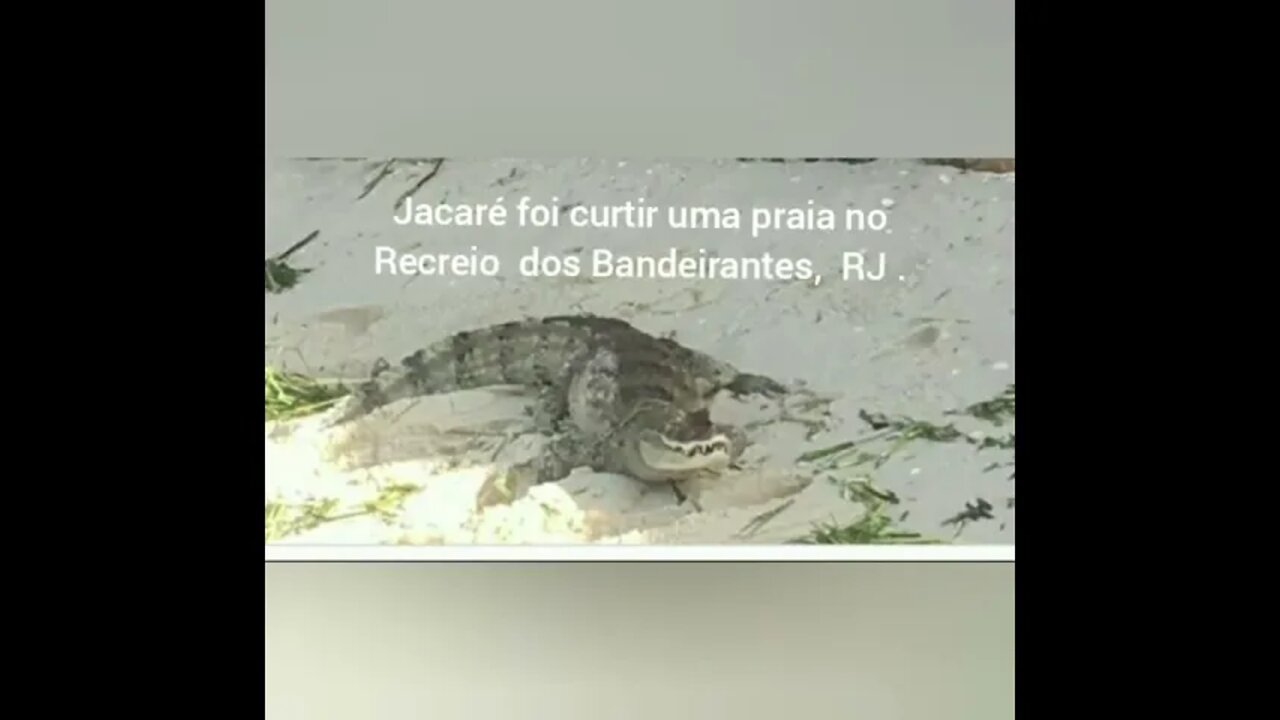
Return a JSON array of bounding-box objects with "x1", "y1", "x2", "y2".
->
[{"x1": 322, "y1": 314, "x2": 789, "y2": 489}]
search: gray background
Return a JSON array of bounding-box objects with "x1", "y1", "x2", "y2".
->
[
  {"x1": 265, "y1": 0, "x2": 1014, "y2": 158},
  {"x1": 266, "y1": 562, "x2": 1014, "y2": 719}
]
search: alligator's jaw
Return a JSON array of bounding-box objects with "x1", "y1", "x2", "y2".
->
[{"x1": 626, "y1": 429, "x2": 735, "y2": 483}]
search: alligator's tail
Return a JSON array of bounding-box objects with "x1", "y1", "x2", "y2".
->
[{"x1": 326, "y1": 318, "x2": 594, "y2": 425}]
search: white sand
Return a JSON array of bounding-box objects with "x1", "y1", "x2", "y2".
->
[{"x1": 265, "y1": 158, "x2": 1014, "y2": 545}]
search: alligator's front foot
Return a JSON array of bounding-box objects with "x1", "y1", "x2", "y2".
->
[
  {"x1": 724, "y1": 373, "x2": 789, "y2": 400},
  {"x1": 528, "y1": 384, "x2": 571, "y2": 434},
  {"x1": 531, "y1": 432, "x2": 594, "y2": 484}
]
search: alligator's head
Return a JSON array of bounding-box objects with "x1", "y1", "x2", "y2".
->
[{"x1": 611, "y1": 403, "x2": 747, "y2": 484}]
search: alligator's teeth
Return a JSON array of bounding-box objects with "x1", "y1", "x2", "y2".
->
[
  {"x1": 637, "y1": 431, "x2": 733, "y2": 474},
  {"x1": 660, "y1": 433, "x2": 732, "y2": 458}
]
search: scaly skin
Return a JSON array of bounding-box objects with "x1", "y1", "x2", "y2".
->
[{"x1": 324, "y1": 314, "x2": 788, "y2": 485}]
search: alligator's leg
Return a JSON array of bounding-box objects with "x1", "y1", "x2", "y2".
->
[
  {"x1": 532, "y1": 431, "x2": 597, "y2": 484},
  {"x1": 565, "y1": 347, "x2": 623, "y2": 437},
  {"x1": 528, "y1": 382, "x2": 571, "y2": 434},
  {"x1": 723, "y1": 372, "x2": 789, "y2": 400}
]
